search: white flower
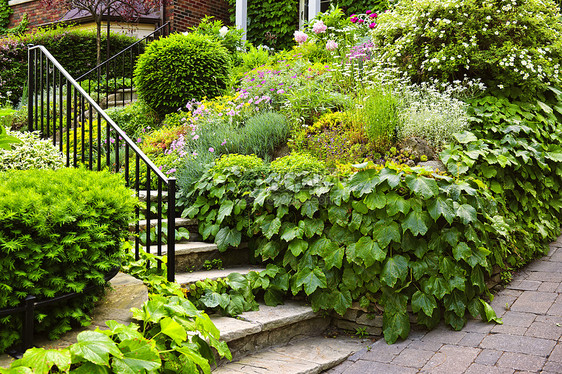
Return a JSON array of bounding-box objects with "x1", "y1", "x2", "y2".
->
[{"x1": 219, "y1": 26, "x2": 228, "y2": 38}]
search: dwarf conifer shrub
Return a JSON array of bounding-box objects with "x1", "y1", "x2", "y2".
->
[
  {"x1": 134, "y1": 33, "x2": 231, "y2": 116},
  {"x1": 0, "y1": 168, "x2": 137, "y2": 353}
]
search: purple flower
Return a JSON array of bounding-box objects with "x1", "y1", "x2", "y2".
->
[
  {"x1": 221, "y1": 140, "x2": 227, "y2": 146},
  {"x1": 209, "y1": 147, "x2": 215, "y2": 153}
]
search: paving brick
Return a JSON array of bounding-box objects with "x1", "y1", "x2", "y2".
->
[
  {"x1": 548, "y1": 343, "x2": 562, "y2": 362},
  {"x1": 500, "y1": 311, "x2": 537, "y2": 328},
  {"x1": 510, "y1": 291, "x2": 557, "y2": 314},
  {"x1": 547, "y1": 301, "x2": 562, "y2": 316},
  {"x1": 542, "y1": 360, "x2": 562, "y2": 373},
  {"x1": 463, "y1": 319, "x2": 495, "y2": 334},
  {"x1": 407, "y1": 339, "x2": 443, "y2": 351},
  {"x1": 525, "y1": 321, "x2": 562, "y2": 340},
  {"x1": 358, "y1": 338, "x2": 408, "y2": 363},
  {"x1": 390, "y1": 348, "x2": 434, "y2": 368},
  {"x1": 491, "y1": 324, "x2": 527, "y2": 336},
  {"x1": 549, "y1": 248, "x2": 562, "y2": 261},
  {"x1": 480, "y1": 334, "x2": 556, "y2": 356},
  {"x1": 475, "y1": 349, "x2": 503, "y2": 366},
  {"x1": 421, "y1": 345, "x2": 480, "y2": 374},
  {"x1": 525, "y1": 260, "x2": 562, "y2": 273},
  {"x1": 421, "y1": 325, "x2": 467, "y2": 345},
  {"x1": 457, "y1": 332, "x2": 486, "y2": 347},
  {"x1": 496, "y1": 351, "x2": 546, "y2": 372},
  {"x1": 464, "y1": 363, "x2": 514, "y2": 374},
  {"x1": 538, "y1": 281, "x2": 559, "y2": 293},
  {"x1": 526, "y1": 271, "x2": 562, "y2": 283},
  {"x1": 506, "y1": 280, "x2": 541, "y2": 291},
  {"x1": 343, "y1": 359, "x2": 418, "y2": 374}
]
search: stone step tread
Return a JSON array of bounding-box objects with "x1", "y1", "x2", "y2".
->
[
  {"x1": 138, "y1": 190, "x2": 169, "y2": 202},
  {"x1": 130, "y1": 217, "x2": 196, "y2": 230},
  {"x1": 213, "y1": 336, "x2": 363, "y2": 374},
  {"x1": 175, "y1": 266, "x2": 266, "y2": 285},
  {"x1": 211, "y1": 301, "x2": 319, "y2": 342},
  {"x1": 144, "y1": 241, "x2": 218, "y2": 256}
]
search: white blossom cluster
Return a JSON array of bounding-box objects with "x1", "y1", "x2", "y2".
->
[{"x1": 0, "y1": 130, "x2": 65, "y2": 171}]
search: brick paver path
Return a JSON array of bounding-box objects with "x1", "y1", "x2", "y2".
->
[{"x1": 327, "y1": 236, "x2": 562, "y2": 374}]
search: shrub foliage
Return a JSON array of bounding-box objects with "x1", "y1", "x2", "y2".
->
[
  {"x1": 134, "y1": 33, "x2": 231, "y2": 116},
  {"x1": 0, "y1": 168, "x2": 137, "y2": 353}
]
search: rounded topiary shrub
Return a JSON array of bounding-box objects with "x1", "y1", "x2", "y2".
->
[
  {"x1": 371, "y1": 0, "x2": 562, "y2": 98},
  {"x1": 134, "y1": 33, "x2": 231, "y2": 116},
  {"x1": 0, "y1": 168, "x2": 137, "y2": 353}
]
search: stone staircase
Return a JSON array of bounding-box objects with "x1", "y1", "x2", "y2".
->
[
  {"x1": 100, "y1": 87, "x2": 137, "y2": 109},
  {"x1": 136, "y1": 192, "x2": 366, "y2": 373}
]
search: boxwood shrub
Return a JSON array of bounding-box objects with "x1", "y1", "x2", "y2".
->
[
  {"x1": 0, "y1": 168, "x2": 137, "y2": 353},
  {"x1": 134, "y1": 33, "x2": 231, "y2": 116}
]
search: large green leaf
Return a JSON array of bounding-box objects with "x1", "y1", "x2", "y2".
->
[
  {"x1": 70, "y1": 331, "x2": 122, "y2": 367},
  {"x1": 444, "y1": 290, "x2": 467, "y2": 317},
  {"x1": 411, "y1": 291, "x2": 437, "y2": 317},
  {"x1": 405, "y1": 175, "x2": 439, "y2": 199},
  {"x1": 112, "y1": 339, "x2": 161, "y2": 374},
  {"x1": 402, "y1": 210, "x2": 431, "y2": 236},
  {"x1": 480, "y1": 299, "x2": 503, "y2": 324},
  {"x1": 379, "y1": 168, "x2": 402, "y2": 188},
  {"x1": 175, "y1": 346, "x2": 211, "y2": 374},
  {"x1": 380, "y1": 256, "x2": 409, "y2": 287},
  {"x1": 456, "y1": 204, "x2": 477, "y2": 224},
  {"x1": 215, "y1": 227, "x2": 241, "y2": 251},
  {"x1": 258, "y1": 240, "x2": 281, "y2": 260},
  {"x1": 385, "y1": 192, "x2": 411, "y2": 216},
  {"x1": 71, "y1": 362, "x2": 111, "y2": 373},
  {"x1": 428, "y1": 197, "x2": 455, "y2": 224},
  {"x1": 295, "y1": 267, "x2": 327, "y2": 295},
  {"x1": 331, "y1": 289, "x2": 352, "y2": 316},
  {"x1": 301, "y1": 218, "x2": 324, "y2": 238},
  {"x1": 347, "y1": 236, "x2": 385, "y2": 267},
  {"x1": 11, "y1": 348, "x2": 71, "y2": 374},
  {"x1": 328, "y1": 205, "x2": 349, "y2": 226},
  {"x1": 373, "y1": 220, "x2": 401, "y2": 248},
  {"x1": 301, "y1": 199, "x2": 319, "y2": 218},
  {"x1": 348, "y1": 169, "x2": 380, "y2": 196},
  {"x1": 288, "y1": 239, "x2": 309, "y2": 256},
  {"x1": 280, "y1": 223, "x2": 304, "y2": 241},
  {"x1": 159, "y1": 317, "x2": 187, "y2": 345},
  {"x1": 452, "y1": 242, "x2": 471, "y2": 262},
  {"x1": 216, "y1": 200, "x2": 234, "y2": 223},
  {"x1": 261, "y1": 215, "x2": 281, "y2": 239},
  {"x1": 323, "y1": 246, "x2": 344, "y2": 269},
  {"x1": 364, "y1": 192, "x2": 386, "y2": 210},
  {"x1": 105, "y1": 321, "x2": 143, "y2": 342},
  {"x1": 383, "y1": 311, "x2": 410, "y2": 344}
]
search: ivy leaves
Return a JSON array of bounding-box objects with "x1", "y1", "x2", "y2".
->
[{"x1": 189, "y1": 159, "x2": 500, "y2": 344}]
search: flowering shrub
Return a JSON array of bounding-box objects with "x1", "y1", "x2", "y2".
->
[
  {"x1": 0, "y1": 130, "x2": 64, "y2": 171},
  {"x1": 370, "y1": 0, "x2": 562, "y2": 99}
]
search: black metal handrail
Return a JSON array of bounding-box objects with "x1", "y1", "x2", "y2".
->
[
  {"x1": 76, "y1": 22, "x2": 170, "y2": 109},
  {"x1": 27, "y1": 44, "x2": 176, "y2": 283}
]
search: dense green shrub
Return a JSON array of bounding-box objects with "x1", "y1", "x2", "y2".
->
[
  {"x1": 0, "y1": 27, "x2": 139, "y2": 106},
  {"x1": 105, "y1": 100, "x2": 160, "y2": 138},
  {"x1": 0, "y1": 168, "x2": 137, "y2": 353},
  {"x1": 184, "y1": 156, "x2": 504, "y2": 343},
  {"x1": 0, "y1": 130, "x2": 65, "y2": 170},
  {"x1": 370, "y1": 0, "x2": 562, "y2": 100},
  {"x1": 134, "y1": 33, "x2": 231, "y2": 117},
  {"x1": 189, "y1": 16, "x2": 246, "y2": 64}
]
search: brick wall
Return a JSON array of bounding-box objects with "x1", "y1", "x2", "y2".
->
[
  {"x1": 8, "y1": 0, "x2": 66, "y2": 28},
  {"x1": 167, "y1": 0, "x2": 231, "y2": 33}
]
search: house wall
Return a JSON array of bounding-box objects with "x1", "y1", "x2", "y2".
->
[
  {"x1": 7, "y1": 0, "x2": 66, "y2": 28},
  {"x1": 166, "y1": 0, "x2": 231, "y2": 32}
]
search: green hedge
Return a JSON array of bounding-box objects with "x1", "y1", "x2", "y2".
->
[
  {"x1": 0, "y1": 27, "x2": 139, "y2": 106},
  {"x1": 0, "y1": 168, "x2": 137, "y2": 353}
]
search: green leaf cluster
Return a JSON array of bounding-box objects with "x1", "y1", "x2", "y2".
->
[
  {"x1": 134, "y1": 33, "x2": 231, "y2": 117},
  {"x1": 2, "y1": 278, "x2": 231, "y2": 373},
  {"x1": 186, "y1": 155, "x2": 504, "y2": 343},
  {"x1": 0, "y1": 168, "x2": 137, "y2": 353},
  {"x1": 441, "y1": 88, "x2": 562, "y2": 268}
]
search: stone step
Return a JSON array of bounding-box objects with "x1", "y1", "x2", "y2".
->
[
  {"x1": 213, "y1": 335, "x2": 363, "y2": 373},
  {"x1": 138, "y1": 190, "x2": 169, "y2": 202},
  {"x1": 175, "y1": 266, "x2": 266, "y2": 286},
  {"x1": 145, "y1": 241, "x2": 250, "y2": 273},
  {"x1": 211, "y1": 301, "x2": 336, "y2": 364},
  {"x1": 130, "y1": 217, "x2": 196, "y2": 231}
]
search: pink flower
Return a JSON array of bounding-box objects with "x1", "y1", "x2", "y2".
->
[
  {"x1": 369, "y1": 22, "x2": 376, "y2": 29},
  {"x1": 326, "y1": 40, "x2": 338, "y2": 51},
  {"x1": 350, "y1": 16, "x2": 358, "y2": 23},
  {"x1": 294, "y1": 30, "x2": 308, "y2": 44},
  {"x1": 358, "y1": 19, "x2": 364, "y2": 24},
  {"x1": 370, "y1": 13, "x2": 377, "y2": 18},
  {"x1": 366, "y1": 10, "x2": 372, "y2": 14},
  {"x1": 312, "y1": 20, "x2": 327, "y2": 34},
  {"x1": 221, "y1": 140, "x2": 227, "y2": 146},
  {"x1": 192, "y1": 134, "x2": 199, "y2": 140},
  {"x1": 277, "y1": 89, "x2": 285, "y2": 94},
  {"x1": 209, "y1": 147, "x2": 215, "y2": 153}
]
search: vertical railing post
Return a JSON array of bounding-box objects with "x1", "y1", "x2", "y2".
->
[
  {"x1": 22, "y1": 295, "x2": 36, "y2": 351},
  {"x1": 27, "y1": 45, "x2": 34, "y2": 132},
  {"x1": 167, "y1": 178, "x2": 176, "y2": 282}
]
